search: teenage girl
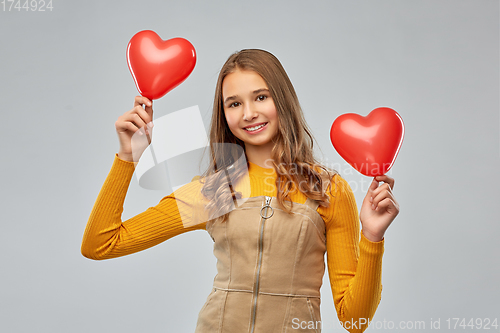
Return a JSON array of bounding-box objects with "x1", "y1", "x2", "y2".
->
[{"x1": 81, "y1": 49, "x2": 400, "y2": 333}]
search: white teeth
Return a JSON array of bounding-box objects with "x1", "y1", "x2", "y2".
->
[{"x1": 245, "y1": 123, "x2": 266, "y2": 131}]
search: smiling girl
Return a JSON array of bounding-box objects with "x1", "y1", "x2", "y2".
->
[{"x1": 82, "y1": 49, "x2": 400, "y2": 333}]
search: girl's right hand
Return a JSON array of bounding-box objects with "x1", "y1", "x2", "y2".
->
[{"x1": 115, "y1": 96, "x2": 154, "y2": 162}]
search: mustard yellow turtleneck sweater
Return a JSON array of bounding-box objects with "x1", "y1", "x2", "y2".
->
[{"x1": 81, "y1": 154, "x2": 384, "y2": 333}]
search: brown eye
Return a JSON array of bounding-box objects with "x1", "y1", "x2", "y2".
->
[
  {"x1": 230, "y1": 102, "x2": 241, "y2": 108},
  {"x1": 257, "y1": 95, "x2": 267, "y2": 101}
]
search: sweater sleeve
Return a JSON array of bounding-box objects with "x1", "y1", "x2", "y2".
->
[
  {"x1": 322, "y1": 174, "x2": 384, "y2": 333},
  {"x1": 81, "y1": 154, "x2": 207, "y2": 260}
]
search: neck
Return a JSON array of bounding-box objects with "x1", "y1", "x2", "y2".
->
[{"x1": 244, "y1": 142, "x2": 274, "y2": 169}]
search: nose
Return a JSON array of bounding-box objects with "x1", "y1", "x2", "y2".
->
[{"x1": 242, "y1": 103, "x2": 258, "y2": 121}]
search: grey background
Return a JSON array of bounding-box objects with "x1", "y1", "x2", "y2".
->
[{"x1": 1, "y1": 0, "x2": 499, "y2": 332}]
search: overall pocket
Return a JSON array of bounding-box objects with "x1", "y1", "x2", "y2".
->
[
  {"x1": 306, "y1": 297, "x2": 321, "y2": 333},
  {"x1": 195, "y1": 288, "x2": 222, "y2": 332},
  {"x1": 285, "y1": 297, "x2": 321, "y2": 333},
  {"x1": 199, "y1": 288, "x2": 217, "y2": 314}
]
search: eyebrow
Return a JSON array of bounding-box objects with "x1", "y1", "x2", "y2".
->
[{"x1": 224, "y1": 88, "x2": 270, "y2": 104}]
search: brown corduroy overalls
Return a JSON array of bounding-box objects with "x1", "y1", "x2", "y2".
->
[{"x1": 195, "y1": 195, "x2": 327, "y2": 333}]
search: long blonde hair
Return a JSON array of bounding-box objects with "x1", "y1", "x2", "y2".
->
[{"x1": 201, "y1": 49, "x2": 336, "y2": 223}]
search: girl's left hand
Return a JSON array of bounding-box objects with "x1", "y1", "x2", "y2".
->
[{"x1": 359, "y1": 175, "x2": 400, "y2": 242}]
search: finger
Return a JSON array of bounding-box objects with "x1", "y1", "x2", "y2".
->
[
  {"x1": 375, "y1": 175, "x2": 395, "y2": 189},
  {"x1": 363, "y1": 178, "x2": 379, "y2": 205},
  {"x1": 368, "y1": 178, "x2": 379, "y2": 192},
  {"x1": 144, "y1": 100, "x2": 153, "y2": 119},
  {"x1": 375, "y1": 174, "x2": 395, "y2": 190},
  {"x1": 131, "y1": 105, "x2": 153, "y2": 126},
  {"x1": 371, "y1": 183, "x2": 392, "y2": 198},
  {"x1": 375, "y1": 197, "x2": 399, "y2": 215},
  {"x1": 134, "y1": 95, "x2": 152, "y2": 108},
  {"x1": 131, "y1": 100, "x2": 153, "y2": 128},
  {"x1": 364, "y1": 178, "x2": 379, "y2": 204},
  {"x1": 372, "y1": 188, "x2": 396, "y2": 209},
  {"x1": 117, "y1": 121, "x2": 144, "y2": 136},
  {"x1": 127, "y1": 112, "x2": 149, "y2": 135}
]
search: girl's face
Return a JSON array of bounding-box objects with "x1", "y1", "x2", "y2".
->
[{"x1": 222, "y1": 69, "x2": 279, "y2": 151}]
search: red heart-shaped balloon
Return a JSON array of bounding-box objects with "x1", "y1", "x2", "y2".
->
[
  {"x1": 126, "y1": 30, "x2": 196, "y2": 100},
  {"x1": 330, "y1": 107, "x2": 405, "y2": 176}
]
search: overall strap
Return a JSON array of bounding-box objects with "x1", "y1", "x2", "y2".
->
[
  {"x1": 304, "y1": 197, "x2": 320, "y2": 211},
  {"x1": 303, "y1": 169, "x2": 333, "y2": 212}
]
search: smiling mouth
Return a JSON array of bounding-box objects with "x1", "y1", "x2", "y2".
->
[{"x1": 244, "y1": 122, "x2": 268, "y2": 132}]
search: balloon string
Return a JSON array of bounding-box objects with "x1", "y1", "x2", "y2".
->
[{"x1": 146, "y1": 131, "x2": 158, "y2": 165}]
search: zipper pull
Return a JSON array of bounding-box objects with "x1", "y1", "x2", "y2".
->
[{"x1": 260, "y1": 196, "x2": 274, "y2": 219}]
